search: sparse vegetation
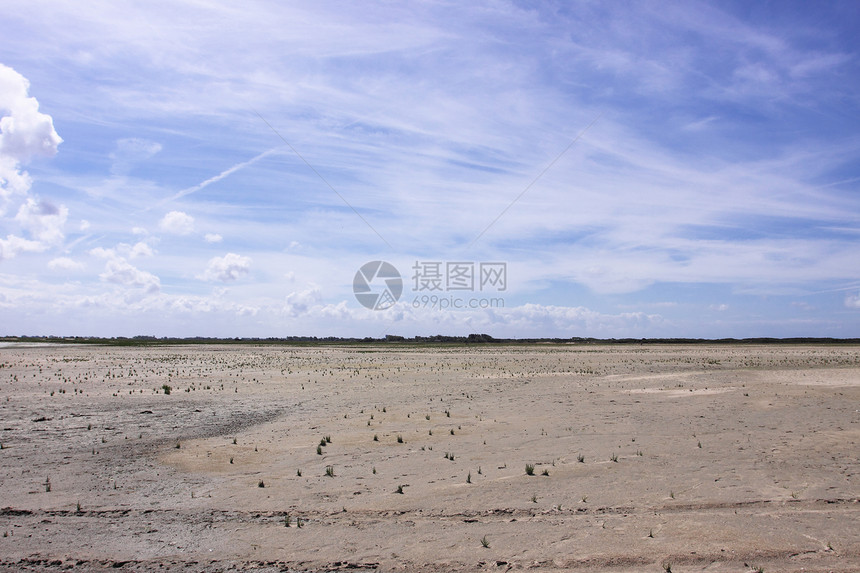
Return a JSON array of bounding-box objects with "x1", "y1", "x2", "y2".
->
[
  {"x1": 610, "y1": 453, "x2": 618, "y2": 462},
  {"x1": 397, "y1": 434, "x2": 404, "y2": 443},
  {"x1": 258, "y1": 479, "x2": 265, "y2": 488},
  {"x1": 480, "y1": 535, "x2": 490, "y2": 548},
  {"x1": 395, "y1": 484, "x2": 404, "y2": 494},
  {"x1": 577, "y1": 453, "x2": 585, "y2": 463},
  {"x1": 325, "y1": 465, "x2": 335, "y2": 477},
  {"x1": 525, "y1": 463, "x2": 535, "y2": 476}
]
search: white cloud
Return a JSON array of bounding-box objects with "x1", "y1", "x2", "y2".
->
[
  {"x1": 159, "y1": 210, "x2": 194, "y2": 235},
  {"x1": 48, "y1": 257, "x2": 85, "y2": 271},
  {"x1": 14, "y1": 198, "x2": 67, "y2": 245},
  {"x1": 89, "y1": 246, "x2": 115, "y2": 259},
  {"x1": 0, "y1": 234, "x2": 45, "y2": 259},
  {"x1": 0, "y1": 64, "x2": 62, "y2": 163},
  {"x1": 284, "y1": 285, "x2": 322, "y2": 317},
  {"x1": 845, "y1": 292, "x2": 860, "y2": 309},
  {"x1": 0, "y1": 64, "x2": 61, "y2": 214},
  {"x1": 132, "y1": 226, "x2": 147, "y2": 235},
  {"x1": 99, "y1": 257, "x2": 160, "y2": 294},
  {"x1": 79, "y1": 219, "x2": 91, "y2": 231},
  {"x1": 204, "y1": 233, "x2": 223, "y2": 243},
  {"x1": 199, "y1": 252, "x2": 252, "y2": 282},
  {"x1": 112, "y1": 241, "x2": 154, "y2": 259}
]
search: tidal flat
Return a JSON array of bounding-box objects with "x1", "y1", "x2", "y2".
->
[{"x1": 0, "y1": 343, "x2": 858, "y2": 572}]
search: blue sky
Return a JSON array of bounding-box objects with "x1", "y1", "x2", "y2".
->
[{"x1": 1, "y1": 0, "x2": 859, "y2": 338}]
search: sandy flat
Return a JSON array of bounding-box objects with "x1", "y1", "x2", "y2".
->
[{"x1": 0, "y1": 343, "x2": 858, "y2": 572}]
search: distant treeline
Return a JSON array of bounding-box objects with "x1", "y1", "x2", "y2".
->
[{"x1": 2, "y1": 334, "x2": 860, "y2": 346}]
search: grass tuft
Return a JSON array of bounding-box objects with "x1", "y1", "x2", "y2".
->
[
  {"x1": 525, "y1": 463, "x2": 535, "y2": 476},
  {"x1": 480, "y1": 535, "x2": 490, "y2": 548}
]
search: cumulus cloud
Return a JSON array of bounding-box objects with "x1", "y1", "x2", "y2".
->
[
  {"x1": 284, "y1": 285, "x2": 323, "y2": 316},
  {"x1": 845, "y1": 292, "x2": 860, "y2": 309},
  {"x1": 0, "y1": 65, "x2": 66, "y2": 261},
  {"x1": 90, "y1": 241, "x2": 154, "y2": 260},
  {"x1": 14, "y1": 198, "x2": 67, "y2": 245},
  {"x1": 0, "y1": 234, "x2": 45, "y2": 259},
  {"x1": 100, "y1": 257, "x2": 161, "y2": 294},
  {"x1": 158, "y1": 210, "x2": 194, "y2": 235},
  {"x1": 89, "y1": 243, "x2": 160, "y2": 294},
  {"x1": 124, "y1": 241, "x2": 154, "y2": 258},
  {"x1": 204, "y1": 233, "x2": 223, "y2": 243},
  {"x1": 0, "y1": 64, "x2": 62, "y2": 213},
  {"x1": 199, "y1": 253, "x2": 251, "y2": 282},
  {"x1": 48, "y1": 257, "x2": 85, "y2": 271},
  {"x1": 0, "y1": 64, "x2": 62, "y2": 162}
]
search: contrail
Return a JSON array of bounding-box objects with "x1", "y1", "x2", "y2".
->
[{"x1": 154, "y1": 147, "x2": 282, "y2": 208}]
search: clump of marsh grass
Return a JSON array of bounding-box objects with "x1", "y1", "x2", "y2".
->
[
  {"x1": 525, "y1": 463, "x2": 535, "y2": 476},
  {"x1": 325, "y1": 465, "x2": 335, "y2": 477}
]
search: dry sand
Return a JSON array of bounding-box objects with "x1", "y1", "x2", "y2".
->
[{"x1": 0, "y1": 343, "x2": 858, "y2": 572}]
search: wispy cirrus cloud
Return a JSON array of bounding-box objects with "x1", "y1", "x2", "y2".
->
[{"x1": 0, "y1": 1, "x2": 858, "y2": 337}]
